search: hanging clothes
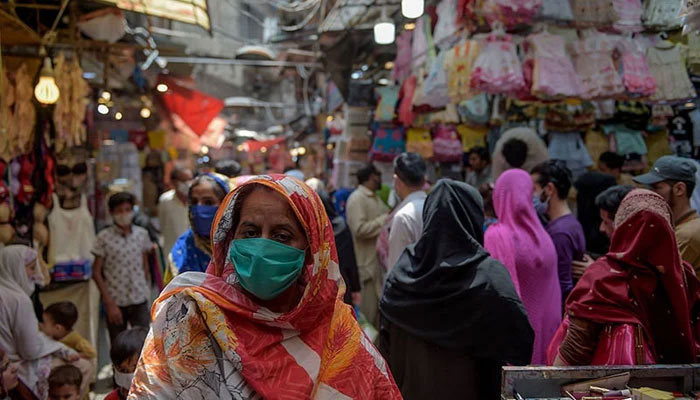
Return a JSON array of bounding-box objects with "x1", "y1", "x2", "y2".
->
[
  {"x1": 612, "y1": 0, "x2": 644, "y2": 33},
  {"x1": 445, "y1": 40, "x2": 481, "y2": 103},
  {"x1": 539, "y1": 0, "x2": 574, "y2": 22},
  {"x1": 617, "y1": 38, "x2": 656, "y2": 97},
  {"x1": 570, "y1": 0, "x2": 616, "y2": 27},
  {"x1": 526, "y1": 32, "x2": 582, "y2": 99},
  {"x1": 644, "y1": 0, "x2": 682, "y2": 29},
  {"x1": 470, "y1": 33, "x2": 526, "y2": 95},
  {"x1": 647, "y1": 41, "x2": 697, "y2": 103},
  {"x1": 47, "y1": 193, "x2": 96, "y2": 265},
  {"x1": 570, "y1": 32, "x2": 625, "y2": 99},
  {"x1": 392, "y1": 31, "x2": 413, "y2": 84},
  {"x1": 433, "y1": 0, "x2": 461, "y2": 50},
  {"x1": 548, "y1": 132, "x2": 594, "y2": 179}
]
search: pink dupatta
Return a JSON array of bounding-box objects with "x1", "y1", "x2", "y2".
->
[{"x1": 484, "y1": 169, "x2": 562, "y2": 364}]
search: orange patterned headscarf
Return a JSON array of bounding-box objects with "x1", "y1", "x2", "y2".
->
[{"x1": 131, "y1": 175, "x2": 400, "y2": 399}]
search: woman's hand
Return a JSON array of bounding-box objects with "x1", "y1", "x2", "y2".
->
[
  {"x1": 572, "y1": 254, "x2": 595, "y2": 280},
  {"x1": 105, "y1": 302, "x2": 124, "y2": 326},
  {"x1": 1, "y1": 362, "x2": 19, "y2": 393}
]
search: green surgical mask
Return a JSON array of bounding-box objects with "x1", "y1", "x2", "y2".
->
[{"x1": 229, "y1": 238, "x2": 306, "y2": 301}]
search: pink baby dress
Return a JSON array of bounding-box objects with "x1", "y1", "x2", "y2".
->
[
  {"x1": 569, "y1": 32, "x2": 625, "y2": 99},
  {"x1": 526, "y1": 32, "x2": 582, "y2": 99},
  {"x1": 470, "y1": 33, "x2": 526, "y2": 95},
  {"x1": 612, "y1": 0, "x2": 644, "y2": 33},
  {"x1": 616, "y1": 38, "x2": 656, "y2": 97},
  {"x1": 392, "y1": 30, "x2": 413, "y2": 84}
]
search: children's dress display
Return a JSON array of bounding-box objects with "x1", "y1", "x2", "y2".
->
[
  {"x1": 445, "y1": 40, "x2": 481, "y2": 102},
  {"x1": 570, "y1": 0, "x2": 616, "y2": 26},
  {"x1": 392, "y1": 31, "x2": 413, "y2": 84},
  {"x1": 644, "y1": 0, "x2": 682, "y2": 29},
  {"x1": 616, "y1": 38, "x2": 656, "y2": 97},
  {"x1": 570, "y1": 33, "x2": 625, "y2": 99},
  {"x1": 647, "y1": 41, "x2": 697, "y2": 102},
  {"x1": 612, "y1": 0, "x2": 644, "y2": 32},
  {"x1": 539, "y1": 0, "x2": 574, "y2": 22},
  {"x1": 470, "y1": 33, "x2": 525, "y2": 95},
  {"x1": 526, "y1": 32, "x2": 581, "y2": 98}
]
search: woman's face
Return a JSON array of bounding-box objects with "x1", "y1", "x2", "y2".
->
[
  {"x1": 190, "y1": 182, "x2": 222, "y2": 207},
  {"x1": 25, "y1": 260, "x2": 37, "y2": 282},
  {"x1": 233, "y1": 188, "x2": 308, "y2": 250}
]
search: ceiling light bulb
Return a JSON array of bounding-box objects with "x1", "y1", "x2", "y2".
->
[
  {"x1": 401, "y1": 0, "x2": 424, "y2": 19},
  {"x1": 404, "y1": 22, "x2": 416, "y2": 31},
  {"x1": 101, "y1": 90, "x2": 112, "y2": 101},
  {"x1": 326, "y1": 115, "x2": 334, "y2": 122},
  {"x1": 384, "y1": 61, "x2": 395, "y2": 70},
  {"x1": 34, "y1": 58, "x2": 60, "y2": 105},
  {"x1": 140, "y1": 107, "x2": 152, "y2": 119},
  {"x1": 201, "y1": 145, "x2": 209, "y2": 154},
  {"x1": 156, "y1": 83, "x2": 168, "y2": 93},
  {"x1": 260, "y1": 146, "x2": 268, "y2": 153},
  {"x1": 374, "y1": 21, "x2": 395, "y2": 45},
  {"x1": 97, "y1": 104, "x2": 109, "y2": 115},
  {"x1": 297, "y1": 147, "x2": 307, "y2": 156},
  {"x1": 115, "y1": 112, "x2": 123, "y2": 120},
  {"x1": 378, "y1": 78, "x2": 390, "y2": 85}
]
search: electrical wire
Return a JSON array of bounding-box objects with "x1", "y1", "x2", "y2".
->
[{"x1": 279, "y1": 0, "x2": 322, "y2": 31}]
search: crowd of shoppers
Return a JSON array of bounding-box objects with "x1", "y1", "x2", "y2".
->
[{"x1": 2, "y1": 146, "x2": 700, "y2": 400}]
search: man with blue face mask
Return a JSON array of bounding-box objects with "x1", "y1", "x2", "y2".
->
[{"x1": 531, "y1": 160, "x2": 586, "y2": 303}]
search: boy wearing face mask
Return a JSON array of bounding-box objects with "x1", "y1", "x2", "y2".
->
[
  {"x1": 105, "y1": 327, "x2": 148, "y2": 400},
  {"x1": 93, "y1": 192, "x2": 153, "y2": 342},
  {"x1": 531, "y1": 161, "x2": 586, "y2": 303}
]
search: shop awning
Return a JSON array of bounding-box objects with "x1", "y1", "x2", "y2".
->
[{"x1": 98, "y1": 0, "x2": 211, "y2": 32}]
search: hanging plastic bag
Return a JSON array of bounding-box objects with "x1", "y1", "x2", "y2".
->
[{"x1": 77, "y1": 8, "x2": 127, "y2": 43}]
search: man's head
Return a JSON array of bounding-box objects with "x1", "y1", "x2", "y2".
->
[
  {"x1": 108, "y1": 192, "x2": 136, "y2": 228},
  {"x1": 48, "y1": 365, "x2": 82, "y2": 400},
  {"x1": 215, "y1": 160, "x2": 242, "y2": 178},
  {"x1": 41, "y1": 301, "x2": 78, "y2": 340},
  {"x1": 531, "y1": 160, "x2": 573, "y2": 205},
  {"x1": 468, "y1": 147, "x2": 490, "y2": 173},
  {"x1": 356, "y1": 163, "x2": 382, "y2": 192},
  {"x1": 502, "y1": 138, "x2": 528, "y2": 169},
  {"x1": 110, "y1": 327, "x2": 148, "y2": 397},
  {"x1": 598, "y1": 152, "x2": 625, "y2": 177},
  {"x1": 170, "y1": 166, "x2": 194, "y2": 198},
  {"x1": 393, "y1": 153, "x2": 426, "y2": 200},
  {"x1": 634, "y1": 156, "x2": 697, "y2": 214},
  {"x1": 595, "y1": 185, "x2": 634, "y2": 238}
]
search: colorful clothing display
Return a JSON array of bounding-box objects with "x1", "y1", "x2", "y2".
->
[
  {"x1": 526, "y1": 32, "x2": 581, "y2": 99},
  {"x1": 539, "y1": 0, "x2": 574, "y2": 21},
  {"x1": 644, "y1": 0, "x2": 682, "y2": 29},
  {"x1": 570, "y1": 33, "x2": 625, "y2": 99},
  {"x1": 445, "y1": 40, "x2": 481, "y2": 102},
  {"x1": 433, "y1": 0, "x2": 461, "y2": 49},
  {"x1": 392, "y1": 30, "x2": 413, "y2": 84},
  {"x1": 612, "y1": 0, "x2": 644, "y2": 33},
  {"x1": 647, "y1": 41, "x2": 697, "y2": 102},
  {"x1": 129, "y1": 175, "x2": 401, "y2": 400},
  {"x1": 570, "y1": 0, "x2": 616, "y2": 26},
  {"x1": 470, "y1": 33, "x2": 525, "y2": 95},
  {"x1": 617, "y1": 38, "x2": 656, "y2": 97}
]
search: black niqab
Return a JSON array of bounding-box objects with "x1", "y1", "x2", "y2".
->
[{"x1": 380, "y1": 179, "x2": 534, "y2": 365}]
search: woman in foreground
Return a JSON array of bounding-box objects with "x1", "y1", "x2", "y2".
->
[{"x1": 129, "y1": 175, "x2": 400, "y2": 399}]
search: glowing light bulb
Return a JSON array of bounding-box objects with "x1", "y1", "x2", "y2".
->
[
  {"x1": 401, "y1": 0, "x2": 424, "y2": 19},
  {"x1": 115, "y1": 112, "x2": 123, "y2": 120},
  {"x1": 156, "y1": 83, "x2": 168, "y2": 92},
  {"x1": 140, "y1": 107, "x2": 152, "y2": 118},
  {"x1": 374, "y1": 21, "x2": 395, "y2": 45},
  {"x1": 34, "y1": 58, "x2": 60, "y2": 105},
  {"x1": 97, "y1": 104, "x2": 109, "y2": 115},
  {"x1": 101, "y1": 91, "x2": 112, "y2": 101}
]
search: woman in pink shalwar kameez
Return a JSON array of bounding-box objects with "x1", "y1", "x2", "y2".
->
[{"x1": 485, "y1": 169, "x2": 562, "y2": 364}]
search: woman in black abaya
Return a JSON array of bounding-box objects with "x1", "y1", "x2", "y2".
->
[{"x1": 379, "y1": 179, "x2": 534, "y2": 399}]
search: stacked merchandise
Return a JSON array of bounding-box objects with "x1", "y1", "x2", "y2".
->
[{"x1": 331, "y1": 105, "x2": 373, "y2": 188}]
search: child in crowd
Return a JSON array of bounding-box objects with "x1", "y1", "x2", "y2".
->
[
  {"x1": 92, "y1": 192, "x2": 152, "y2": 342},
  {"x1": 41, "y1": 302, "x2": 96, "y2": 360},
  {"x1": 106, "y1": 327, "x2": 148, "y2": 400},
  {"x1": 48, "y1": 365, "x2": 82, "y2": 400}
]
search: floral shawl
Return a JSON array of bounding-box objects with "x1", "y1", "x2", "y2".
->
[{"x1": 129, "y1": 175, "x2": 400, "y2": 399}]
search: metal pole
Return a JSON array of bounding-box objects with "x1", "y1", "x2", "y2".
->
[{"x1": 160, "y1": 56, "x2": 322, "y2": 68}]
